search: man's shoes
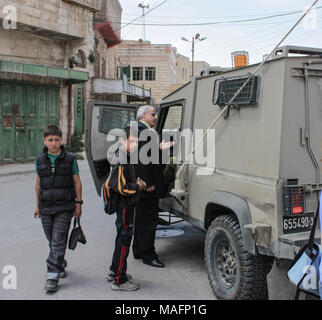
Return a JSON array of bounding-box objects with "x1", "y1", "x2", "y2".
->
[
  {"x1": 105, "y1": 270, "x2": 133, "y2": 282},
  {"x1": 133, "y1": 253, "x2": 142, "y2": 260},
  {"x1": 44, "y1": 279, "x2": 58, "y2": 292},
  {"x1": 112, "y1": 280, "x2": 140, "y2": 291},
  {"x1": 143, "y1": 257, "x2": 165, "y2": 268}
]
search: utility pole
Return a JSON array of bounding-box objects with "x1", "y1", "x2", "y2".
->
[
  {"x1": 181, "y1": 33, "x2": 207, "y2": 77},
  {"x1": 138, "y1": 1, "x2": 149, "y2": 41},
  {"x1": 192, "y1": 36, "x2": 195, "y2": 77}
]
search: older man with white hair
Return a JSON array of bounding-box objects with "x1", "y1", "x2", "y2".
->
[{"x1": 132, "y1": 105, "x2": 174, "y2": 268}]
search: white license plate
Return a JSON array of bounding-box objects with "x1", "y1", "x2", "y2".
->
[{"x1": 283, "y1": 212, "x2": 314, "y2": 234}]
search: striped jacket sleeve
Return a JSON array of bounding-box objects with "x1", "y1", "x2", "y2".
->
[{"x1": 109, "y1": 164, "x2": 138, "y2": 196}]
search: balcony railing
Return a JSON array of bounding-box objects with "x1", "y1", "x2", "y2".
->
[{"x1": 93, "y1": 77, "x2": 151, "y2": 98}]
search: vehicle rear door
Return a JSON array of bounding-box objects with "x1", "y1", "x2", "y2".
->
[{"x1": 85, "y1": 101, "x2": 138, "y2": 195}]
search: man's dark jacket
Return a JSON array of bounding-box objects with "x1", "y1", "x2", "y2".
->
[
  {"x1": 135, "y1": 121, "x2": 164, "y2": 198},
  {"x1": 36, "y1": 146, "x2": 76, "y2": 215}
]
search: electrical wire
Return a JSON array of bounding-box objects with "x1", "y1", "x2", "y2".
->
[
  {"x1": 115, "y1": 0, "x2": 168, "y2": 32},
  {"x1": 116, "y1": 6, "x2": 322, "y2": 27},
  {"x1": 188, "y1": 14, "x2": 322, "y2": 59}
]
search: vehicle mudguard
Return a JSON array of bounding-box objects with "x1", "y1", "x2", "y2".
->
[{"x1": 205, "y1": 191, "x2": 256, "y2": 255}]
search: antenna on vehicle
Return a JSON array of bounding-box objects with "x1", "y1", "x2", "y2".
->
[{"x1": 171, "y1": 0, "x2": 320, "y2": 202}]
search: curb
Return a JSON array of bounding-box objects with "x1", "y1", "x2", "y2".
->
[
  {"x1": 0, "y1": 159, "x2": 89, "y2": 178},
  {"x1": 0, "y1": 168, "x2": 35, "y2": 178}
]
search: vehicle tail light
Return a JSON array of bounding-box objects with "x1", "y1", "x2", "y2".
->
[{"x1": 283, "y1": 184, "x2": 305, "y2": 216}]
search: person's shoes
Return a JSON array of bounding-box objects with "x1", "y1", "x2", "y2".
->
[
  {"x1": 44, "y1": 279, "x2": 58, "y2": 292},
  {"x1": 133, "y1": 253, "x2": 142, "y2": 260},
  {"x1": 143, "y1": 257, "x2": 165, "y2": 268},
  {"x1": 59, "y1": 270, "x2": 66, "y2": 278},
  {"x1": 105, "y1": 270, "x2": 132, "y2": 282},
  {"x1": 111, "y1": 280, "x2": 140, "y2": 291},
  {"x1": 59, "y1": 259, "x2": 67, "y2": 278}
]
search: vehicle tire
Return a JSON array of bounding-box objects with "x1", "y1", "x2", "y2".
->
[{"x1": 205, "y1": 214, "x2": 274, "y2": 300}]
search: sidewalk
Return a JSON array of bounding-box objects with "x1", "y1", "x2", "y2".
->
[
  {"x1": 0, "y1": 152, "x2": 88, "y2": 178},
  {"x1": 0, "y1": 162, "x2": 35, "y2": 177}
]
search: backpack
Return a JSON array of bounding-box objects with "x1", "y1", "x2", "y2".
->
[{"x1": 102, "y1": 167, "x2": 117, "y2": 215}]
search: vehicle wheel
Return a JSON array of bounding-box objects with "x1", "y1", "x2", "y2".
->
[{"x1": 205, "y1": 214, "x2": 273, "y2": 300}]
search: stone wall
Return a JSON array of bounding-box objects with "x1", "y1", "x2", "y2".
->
[
  {"x1": 0, "y1": 0, "x2": 96, "y2": 142},
  {"x1": 116, "y1": 40, "x2": 181, "y2": 105}
]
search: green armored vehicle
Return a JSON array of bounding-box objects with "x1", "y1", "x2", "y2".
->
[{"x1": 85, "y1": 46, "x2": 322, "y2": 300}]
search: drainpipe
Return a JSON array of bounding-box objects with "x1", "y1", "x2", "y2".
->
[{"x1": 67, "y1": 82, "x2": 73, "y2": 147}]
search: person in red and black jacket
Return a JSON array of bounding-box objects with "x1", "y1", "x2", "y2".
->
[{"x1": 106, "y1": 126, "x2": 146, "y2": 291}]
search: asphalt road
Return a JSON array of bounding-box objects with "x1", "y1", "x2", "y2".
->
[{"x1": 0, "y1": 160, "x2": 214, "y2": 300}]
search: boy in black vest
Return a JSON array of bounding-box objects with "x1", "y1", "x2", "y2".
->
[{"x1": 34, "y1": 125, "x2": 83, "y2": 293}]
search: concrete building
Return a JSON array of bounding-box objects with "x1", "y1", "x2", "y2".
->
[
  {"x1": 91, "y1": 5, "x2": 151, "y2": 104},
  {"x1": 115, "y1": 40, "x2": 190, "y2": 106},
  {"x1": 192, "y1": 61, "x2": 211, "y2": 77},
  {"x1": 0, "y1": 0, "x2": 99, "y2": 162},
  {"x1": 0, "y1": 0, "x2": 137, "y2": 163}
]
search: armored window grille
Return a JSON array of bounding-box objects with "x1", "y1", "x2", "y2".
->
[
  {"x1": 99, "y1": 108, "x2": 136, "y2": 133},
  {"x1": 213, "y1": 74, "x2": 259, "y2": 107}
]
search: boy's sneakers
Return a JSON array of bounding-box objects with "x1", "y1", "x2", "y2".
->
[
  {"x1": 111, "y1": 280, "x2": 139, "y2": 291},
  {"x1": 59, "y1": 259, "x2": 67, "y2": 278},
  {"x1": 105, "y1": 270, "x2": 132, "y2": 282},
  {"x1": 59, "y1": 270, "x2": 66, "y2": 278},
  {"x1": 44, "y1": 279, "x2": 58, "y2": 292}
]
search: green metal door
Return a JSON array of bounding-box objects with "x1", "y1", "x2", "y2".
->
[
  {"x1": 0, "y1": 82, "x2": 59, "y2": 163},
  {"x1": 122, "y1": 65, "x2": 130, "y2": 82},
  {"x1": 73, "y1": 83, "x2": 84, "y2": 135}
]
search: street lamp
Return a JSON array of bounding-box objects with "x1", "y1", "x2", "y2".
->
[{"x1": 182, "y1": 33, "x2": 207, "y2": 76}]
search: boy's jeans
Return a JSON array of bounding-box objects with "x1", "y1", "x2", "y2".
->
[{"x1": 40, "y1": 211, "x2": 73, "y2": 281}]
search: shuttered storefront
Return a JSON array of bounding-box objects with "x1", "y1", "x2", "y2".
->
[{"x1": 0, "y1": 82, "x2": 59, "y2": 162}]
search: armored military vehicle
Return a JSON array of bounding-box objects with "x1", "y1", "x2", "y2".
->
[{"x1": 85, "y1": 46, "x2": 322, "y2": 300}]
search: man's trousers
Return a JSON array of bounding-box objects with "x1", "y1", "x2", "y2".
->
[
  {"x1": 110, "y1": 207, "x2": 135, "y2": 285},
  {"x1": 132, "y1": 198, "x2": 159, "y2": 262},
  {"x1": 40, "y1": 212, "x2": 73, "y2": 281}
]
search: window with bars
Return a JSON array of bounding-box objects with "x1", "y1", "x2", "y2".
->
[
  {"x1": 213, "y1": 75, "x2": 260, "y2": 106},
  {"x1": 99, "y1": 108, "x2": 137, "y2": 134},
  {"x1": 132, "y1": 67, "x2": 143, "y2": 81},
  {"x1": 145, "y1": 67, "x2": 156, "y2": 81}
]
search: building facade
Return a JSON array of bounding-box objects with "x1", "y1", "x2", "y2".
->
[
  {"x1": 115, "y1": 40, "x2": 190, "y2": 106},
  {"x1": 0, "y1": 0, "x2": 100, "y2": 162},
  {"x1": 0, "y1": 0, "x2": 130, "y2": 163}
]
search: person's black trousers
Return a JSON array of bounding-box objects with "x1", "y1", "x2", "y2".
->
[
  {"x1": 132, "y1": 198, "x2": 159, "y2": 262},
  {"x1": 110, "y1": 207, "x2": 135, "y2": 285},
  {"x1": 40, "y1": 211, "x2": 73, "y2": 280}
]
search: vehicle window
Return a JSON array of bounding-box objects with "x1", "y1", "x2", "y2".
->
[
  {"x1": 99, "y1": 108, "x2": 136, "y2": 133},
  {"x1": 163, "y1": 105, "x2": 183, "y2": 130},
  {"x1": 213, "y1": 75, "x2": 259, "y2": 106}
]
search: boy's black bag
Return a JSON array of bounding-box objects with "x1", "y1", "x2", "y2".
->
[
  {"x1": 68, "y1": 217, "x2": 87, "y2": 250},
  {"x1": 102, "y1": 166, "x2": 117, "y2": 215}
]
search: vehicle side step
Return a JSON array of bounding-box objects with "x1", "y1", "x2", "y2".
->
[{"x1": 158, "y1": 211, "x2": 184, "y2": 226}]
